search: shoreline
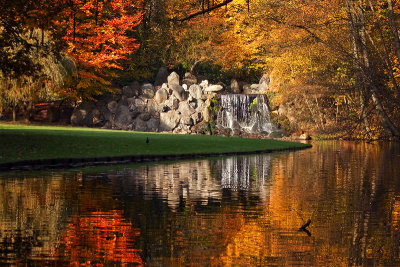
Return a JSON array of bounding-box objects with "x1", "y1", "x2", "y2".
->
[{"x1": 0, "y1": 145, "x2": 310, "y2": 172}]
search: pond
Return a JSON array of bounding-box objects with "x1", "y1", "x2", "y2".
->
[{"x1": 0, "y1": 141, "x2": 399, "y2": 266}]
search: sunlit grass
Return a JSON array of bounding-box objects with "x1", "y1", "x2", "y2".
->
[{"x1": 0, "y1": 123, "x2": 311, "y2": 164}]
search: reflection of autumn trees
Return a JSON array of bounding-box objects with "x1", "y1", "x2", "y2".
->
[
  {"x1": 56, "y1": 210, "x2": 143, "y2": 265},
  {"x1": 211, "y1": 142, "x2": 400, "y2": 266},
  {"x1": 1, "y1": 143, "x2": 400, "y2": 265},
  {"x1": 0, "y1": 176, "x2": 70, "y2": 263}
]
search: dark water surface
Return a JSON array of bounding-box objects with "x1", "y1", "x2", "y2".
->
[{"x1": 1, "y1": 141, "x2": 400, "y2": 266}]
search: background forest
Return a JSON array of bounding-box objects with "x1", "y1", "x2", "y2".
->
[{"x1": 1, "y1": 0, "x2": 400, "y2": 140}]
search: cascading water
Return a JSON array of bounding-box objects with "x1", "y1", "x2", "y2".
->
[{"x1": 217, "y1": 94, "x2": 276, "y2": 135}]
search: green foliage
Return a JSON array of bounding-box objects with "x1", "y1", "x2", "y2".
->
[{"x1": 250, "y1": 97, "x2": 258, "y2": 113}]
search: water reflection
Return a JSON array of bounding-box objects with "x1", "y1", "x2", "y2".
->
[{"x1": 0, "y1": 141, "x2": 399, "y2": 266}]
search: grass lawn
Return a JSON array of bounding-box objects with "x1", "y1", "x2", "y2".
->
[{"x1": 0, "y1": 123, "x2": 311, "y2": 164}]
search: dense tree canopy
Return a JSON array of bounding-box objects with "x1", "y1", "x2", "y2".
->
[{"x1": 1, "y1": 0, "x2": 400, "y2": 139}]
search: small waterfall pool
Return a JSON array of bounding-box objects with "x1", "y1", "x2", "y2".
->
[{"x1": 218, "y1": 94, "x2": 276, "y2": 135}]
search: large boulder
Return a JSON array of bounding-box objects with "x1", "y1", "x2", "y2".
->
[
  {"x1": 147, "y1": 117, "x2": 160, "y2": 132},
  {"x1": 114, "y1": 105, "x2": 133, "y2": 130},
  {"x1": 154, "y1": 88, "x2": 169, "y2": 104},
  {"x1": 165, "y1": 95, "x2": 179, "y2": 110},
  {"x1": 107, "y1": 100, "x2": 118, "y2": 114},
  {"x1": 141, "y1": 83, "x2": 155, "y2": 99},
  {"x1": 71, "y1": 102, "x2": 100, "y2": 126},
  {"x1": 170, "y1": 84, "x2": 186, "y2": 101},
  {"x1": 138, "y1": 112, "x2": 151, "y2": 121},
  {"x1": 205, "y1": 84, "x2": 223, "y2": 92},
  {"x1": 202, "y1": 107, "x2": 211, "y2": 122},
  {"x1": 167, "y1": 72, "x2": 180, "y2": 87},
  {"x1": 133, "y1": 98, "x2": 146, "y2": 113},
  {"x1": 178, "y1": 101, "x2": 195, "y2": 118},
  {"x1": 189, "y1": 84, "x2": 203, "y2": 99},
  {"x1": 181, "y1": 116, "x2": 194, "y2": 126},
  {"x1": 160, "y1": 110, "x2": 180, "y2": 131},
  {"x1": 135, "y1": 118, "x2": 148, "y2": 132},
  {"x1": 200, "y1": 80, "x2": 209, "y2": 89},
  {"x1": 122, "y1": 85, "x2": 134, "y2": 98},
  {"x1": 130, "y1": 81, "x2": 141, "y2": 96},
  {"x1": 230, "y1": 79, "x2": 240, "y2": 93},
  {"x1": 191, "y1": 112, "x2": 202, "y2": 124},
  {"x1": 154, "y1": 67, "x2": 169, "y2": 86},
  {"x1": 195, "y1": 99, "x2": 205, "y2": 113},
  {"x1": 259, "y1": 74, "x2": 270, "y2": 85},
  {"x1": 182, "y1": 72, "x2": 197, "y2": 86},
  {"x1": 146, "y1": 99, "x2": 158, "y2": 116},
  {"x1": 259, "y1": 74, "x2": 270, "y2": 91}
]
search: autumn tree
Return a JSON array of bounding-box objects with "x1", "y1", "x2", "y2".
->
[{"x1": 54, "y1": 0, "x2": 143, "y2": 100}]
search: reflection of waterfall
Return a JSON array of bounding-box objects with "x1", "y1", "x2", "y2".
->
[
  {"x1": 218, "y1": 94, "x2": 275, "y2": 135},
  {"x1": 219, "y1": 155, "x2": 272, "y2": 192}
]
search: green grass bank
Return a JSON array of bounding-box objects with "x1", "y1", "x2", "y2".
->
[{"x1": 0, "y1": 123, "x2": 311, "y2": 166}]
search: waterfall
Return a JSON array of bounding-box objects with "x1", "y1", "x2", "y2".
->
[{"x1": 217, "y1": 94, "x2": 276, "y2": 135}]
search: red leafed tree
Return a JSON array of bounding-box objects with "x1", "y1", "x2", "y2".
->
[{"x1": 55, "y1": 0, "x2": 143, "y2": 99}]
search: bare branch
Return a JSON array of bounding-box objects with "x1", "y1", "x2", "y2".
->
[{"x1": 173, "y1": 0, "x2": 233, "y2": 23}]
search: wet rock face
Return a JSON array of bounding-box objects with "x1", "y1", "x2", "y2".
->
[{"x1": 71, "y1": 68, "x2": 275, "y2": 135}]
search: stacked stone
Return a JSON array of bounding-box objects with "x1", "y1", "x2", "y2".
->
[{"x1": 70, "y1": 68, "x2": 229, "y2": 134}]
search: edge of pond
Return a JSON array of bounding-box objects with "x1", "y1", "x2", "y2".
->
[{"x1": 0, "y1": 144, "x2": 312, "y2": 172}]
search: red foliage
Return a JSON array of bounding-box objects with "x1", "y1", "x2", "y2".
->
[{"x1": 53, "y1": 0, "x2": 143, "y2": 96}]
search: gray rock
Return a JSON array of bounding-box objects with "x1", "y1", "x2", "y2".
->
[
  {"x1": 118, "y1": 95, "x2": 128, "y2": 106},
  {"x1": 183, "y1": 72, "x2": 197, "y2": 86},
  {"x1": 107, "y1": 100, "x2": 118, "y2": 114},
  {"x1": 96, "y1": 101, "x2": 113, "y2": 122},
  {"x1": 189, "y1": 100, "x2": 197, "y2": 109},
  {"x1": 189, "y1": 84, "x2": 203, "y2": 99},
  {"x1": 165, "y1": 96, "x2": 180, "y2": 110},
  {"x1": 200, "y1": 80, "x2": 209, "y2": 89},
  {"x1": 147, "y1": 118, "x2": 160, "y2": 132},
  {"x1": 167, "y1": 71, "x2": 180, "y2": 87},
  {"x1": 178, "y1": 101, "x2": 196, "y2": 117},
  {"x1": 127, "y1": 97, "x2": 137, "y2": 111},
  {"x1": 141, "y1": 83, "x2": 155, "y2": 99},
  {"x1": 138, "y1": 112, "x2": 151, "y2": 121},
  {"x1": 71, "y1": 101, "x2": 99, "y2": 126},
  {"x1": 195, "y1": 99, "x2": 205, "y2": 112},
  {"x1": 181, "y1": 116, "x2": 194, "y2": 126},
  {"x1": 250, "y1": 84, "x2": 260, "y2": 90},
  {"x1": 154, "y1": 88, "x2": 169, "y2": 104},
  {"x1": 230, "y1": 79, "x2": 240, "y2": 93},
  {"x1": 130, "y1": 81, "x2": 141, "y2": 96},
  {"x1": 159, "y1": 104, "x2": 169, "y2": 113},
  {"x1": 205, "y1": 84, "x2": 223, "y2": 92},
  {"x1": 191, "y1": 112, "x2": 202, "y2": 124},
  {"x1": 155, "y1": 67, "x2": 169, "y2": 86},
  {"x1": 146, "y1": 99, "x2": 158, "y2": 115},
  {"x1": 259, "y1": 74, "x2": 270, "y2": 85},
  {"x1": 133, "y1": 98, "x2": 146, "y2": 113},
  {"x1": 202, "y1": 107, "x2": 211, "y2": 122},
  {"x1": 170, "y1": 84, "x2": 186, "y2": 101},
  {"x1": 135, "y1": 118, "x2": 148, "y2": 132},
  {"x1": 122, "y1": 85, "x2": 134, "y2": 98},
  {"x1": 160, "y1": 110, "x2": 180, "y2": 131},
  {"x1": 115, "y1": 105, "x2": 133, "y2": 130}
]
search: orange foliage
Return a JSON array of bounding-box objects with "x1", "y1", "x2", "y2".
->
[{"x1": 54, "y1": 0, "x2": 143, "y2": 98}]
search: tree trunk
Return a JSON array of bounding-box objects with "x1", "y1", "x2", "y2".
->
[
  {"x1": 346, "y1": 0, "x2": 400, "y2": 139},
  {"x1": 387, "y1": 0, "x2": 400, "y2": 66},
  {"x1": 12, "y1": 108, "x2": 16, "y2": 122}
]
